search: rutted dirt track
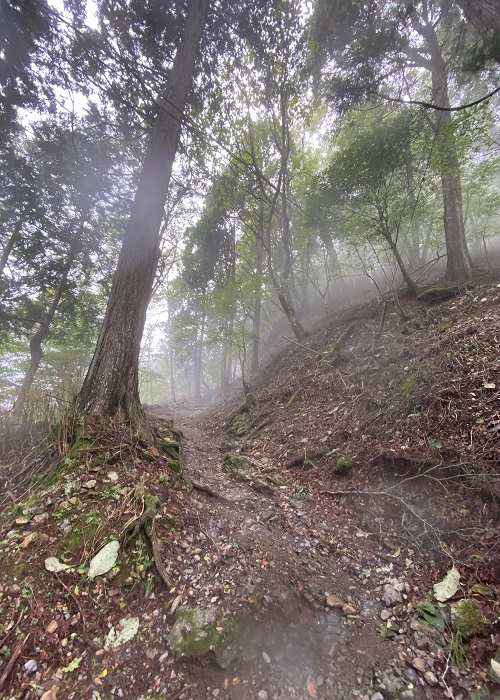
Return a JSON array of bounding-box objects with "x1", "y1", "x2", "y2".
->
[{"x1": 144, "y1": 405, "x2": 460, "y2": 700}]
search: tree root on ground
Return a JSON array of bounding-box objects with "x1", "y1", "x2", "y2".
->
[
  {"x1": 121, "y1": 488, "x2": 174, "y2": 589},
  {"x1": 191, "y1": 480, "x2": 232, "y2": 502}
]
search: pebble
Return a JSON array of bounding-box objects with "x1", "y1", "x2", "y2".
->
[
  {"x1": 381, "y1": 583, "x2": 402, "y2": 605},
  {"x1": 424, "y1": 671, "x2": 438, "y2": 686},
  {"x1": 257, "y1": 691, "x2": 268, "y2": 700},
  {"x1": 24, "y1": 659, "x2": 37, "y2": 675},
  {"x1": 380, "y1": 609, "x2": 391, "y2": 621},
  {"x1": 370, "y1": 693, "x2": 384, "y2": 700},
  {"x1": 412, "y1": 657, "x2": 426, "y2": 673}
]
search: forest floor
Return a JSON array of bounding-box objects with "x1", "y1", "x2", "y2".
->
[{"x1": 0, "y1": 273, "x2": 499, "y2": 700}]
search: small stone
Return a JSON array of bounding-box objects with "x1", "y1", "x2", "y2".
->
[
  {"x1": 46, "y1": 620, "x2": 58, "y2": 634},
  {"x1": 424, "y1": 671, "x2": 438, "y2": 686},
  {"x1": 24, "y1": 659, "x2": 38, "y2": 675},
  {"x1": 412, "y1": 657, "x2": 426, "y2": 673},
  {"x1": 212, "y1": 690, "x2": 220, "y2": 697},
  {"x1": 381, "y1": 583, "x2": 403, "y2": 606},
  {"x1": 257, "y1": 691, "x2": 268, "y2": 700},
  {"x1": 401, "y1": 691, "x2": 414, "y2": 699},
  {"x1": 107, "y1": 471, "x2": 119, "y2": 481},
  {"x1": 83, "y1": 479, "x2": 97, "y2": 489},
  {"x1": 325, "y1": 593, "x2": 343, "y2": 608},
  {"x1": 380, "y1": 610, "x2": 391, "y2": 621},
  {"x1": 370, "y1": 693, "x2": 384, "y2": 700},
  {"x1": 342, "y1": 604, "x2": 357, "y2": 615}
]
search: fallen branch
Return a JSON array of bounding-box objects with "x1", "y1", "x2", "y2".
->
[
  {"x1": 319, "y1": 322, "x2": 356, "y2": 364},
  {"x1": 0, "y1": 633, "x2": 30, "y2": 693},
  {"x1": 55, "y1": 572, "x2": 86, "y2": 631},
  {"x1": 320, "y1": 488, "x2": 439, "y2": 533},
  {"x1": 282, "y1": 336, "x2": 323, "y2": 357}
]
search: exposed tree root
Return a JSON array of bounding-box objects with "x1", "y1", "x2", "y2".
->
[
  {"x1": 121, "y1": 487, "x2": 174, "y2": 589},
  {"x1": 191, "y1": 480, "x2": 231, "y2": 502}
]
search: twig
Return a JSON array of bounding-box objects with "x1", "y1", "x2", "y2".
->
[
  {"x1": 282, "y1": 336, "x2": 322, "y2": 357},
  {"x1": 0, "y1": 633, "x2": 30, "y2": 693},
  {"x1": 0, "y1": 609, "x2": 25, "y2": 648},
  {"x1": 55, "y1": 573, "x2": 86, "y2": 631},
  {"x1": 321, "y1": 488, "x2": 439, "y2": 533},
  {"x1": 167, "y1": 683, "x2": 192, "y2": 700}
]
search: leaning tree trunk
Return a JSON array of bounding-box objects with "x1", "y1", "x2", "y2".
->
[
  {"x1": 75, "y1": 0, "x2": 209, "y2": 430},
  {"x1": 12, "y1": 233, "x2": 81, "y2": 420}
]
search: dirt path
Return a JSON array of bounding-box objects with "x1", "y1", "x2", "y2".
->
[{"x1": 163, "y1": 407, "x2": 438, "y2": 700}]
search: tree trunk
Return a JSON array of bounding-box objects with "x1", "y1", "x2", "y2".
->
[
  {"x1": 251, "y1": 226, "x2": 263, "y2": 374},
  {"x1": 12, "y1": 234, "x2": 81, "y2": 419},
  {"x1": 385, "y1": 234, "x2": 419, "y2": 298},
  {"x1": 0, "y1": 226, "x2": 21, "y2": 277},
  {"x1": 193, "y1": 305, "x2": 205, "y2": 401},
  {"x1": 75, "y1": 0, "x2": 209, "y2": 429},
  {"x1": 424, "y1": 21, "x2": 472, "y2": 280},
  {"x1": 457, "y1": 0, "x2": 500, "y2": 35}
]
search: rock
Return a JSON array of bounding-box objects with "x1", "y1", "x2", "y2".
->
[
  {"x1": 24, "y1": 659, "x2": 38, "y2": 674},
  {"x1": 46, "y1": 620, "x2": 58, "y2": 634},
  {"x1": 83, "y1": 479, "x2": 97, "y2": 489},
  {"x1": 380, "y1": 610, "x2": 391, "y2": 621},
  {"x1": 342, "y1": 603, "x2": 357, "y2": 615},
  {"x1": 450, "y1": 599, "x2": 489, "y2": 639},
  {"x1": 167, "y1": 607, "x2": 220, "y2": 658},
  {"x1": 370, "y1": 694, "x2": 384, "y2": 700},
  {"x1": 325, "y1": 593, "x2": 344, "y2": 608},
  {"x1": 381, "y1": 583, "x2": 403, "y2": 606},
  {"x1": 410, "y1": 618, "x2": 445, "y2": 652},
  {"x1": 257, "y1": 691, "x2": 268, "y2": 700},
  {"x1": 424, "y1": 671, "x2": 438, "y2": 686},
  {"x1": 412, "y1": 657, "x2": 426, "y2": 673},
  {"x1": 333, "y1": 456, "x2": 353, "y2": 476}
]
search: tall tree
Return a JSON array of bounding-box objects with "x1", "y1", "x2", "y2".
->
[
  {"x1": 75, "y1": 0, "x2": 209, "y2": 432},
  {"x1": 311, "y1": 0, "x2": 478, "y2": 280}
]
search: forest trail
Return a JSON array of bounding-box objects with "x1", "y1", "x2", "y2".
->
[
  {"x1": 1, "y1": 279, "x2": 499, "y2": 700},
  {"x1": 148, "y1": 404, "x2": 440, "y2": 700}
]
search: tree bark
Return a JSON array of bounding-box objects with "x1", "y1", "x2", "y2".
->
[
  {"x1": 419, "y1": 17, "x2": 472, "y2": 280},
  {"x1": 12, "y1": 231, "x2": 82, "y2": 419},
  {"x1": 75, "y1": 0, "x2": 209, "y2": 428},
  {"x1": 251, "y1": 223, "x2": 263, "y2": 374},
  {"x1": 456, "y1": 0, "x2": 500, "y2": 35}
]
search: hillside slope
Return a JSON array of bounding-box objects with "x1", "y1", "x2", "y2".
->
[{"x1": 0, "y1": 277, "x2": 499, "y2": 700}]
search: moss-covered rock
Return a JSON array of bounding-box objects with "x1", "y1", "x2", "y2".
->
[
  {"x1": 332, "y1": 456, "x2": 353, "y2": 476},
  {"x1": 451, "y1": 599, "x2": 490, "y2": 639},
  {"x1": 222, "y1": 453, "x2": 250, "y2": 473},
  {"x1": 167, "y1": 606, "x2": 222, "y2": 657}
]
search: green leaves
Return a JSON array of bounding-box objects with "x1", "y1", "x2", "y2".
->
[{"x1": 415, "y1": 600, "x2": 446, "y2": 633}]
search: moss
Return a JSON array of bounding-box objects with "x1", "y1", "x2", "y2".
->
[
  {"x1": 333, "y1": 456, "x2": 353, "y2": 476},
  {"x1": 451, "y1": 599, "x2": 490, "y2": 639},
  {"x1": 168, "y1": 459, "x2": 183, "y2": 475},
  {"x1": 169, "y1": 607, "x2": 222, "y2": 657},
  {"x1": 222, "y1": 454, "x2": 250, "y2": 473},
  {"x1": 13, "y1": 561, "x2": 27, "y2": 578},
  {"x1": 399, "y1": 374, "x2": 418, "y2": 398}
]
